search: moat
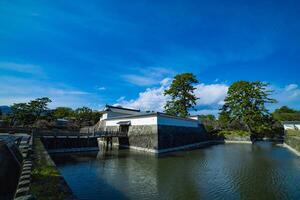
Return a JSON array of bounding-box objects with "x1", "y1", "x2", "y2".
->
[{"x1": 51, "y1": 142, "x2": 300, "y2": 200}]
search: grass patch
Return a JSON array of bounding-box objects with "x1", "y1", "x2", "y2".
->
[
  {"x1": 218, "y1": 130, "x2": 250, "y2": 137},
  {"x1": 286, "y1": 129, "x2": 300, "y2": 137},
  {"x1": 30, "y1": 139, "x2": 73, "y2": 200},
  {"x1": 285, "y1": 135, "x2": 300, "y2": 153}
]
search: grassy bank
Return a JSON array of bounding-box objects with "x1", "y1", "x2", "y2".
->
[
  {"x1": 207, "y1": 130, "x2": 250, "y2": 141},
  {"x1": 286, "y1": 129, "x2": 300, "y2": 137},
  {"x1": 30, "y1": 138, "x2": 76, "y2": 200},
  {"x1": 285, "y1": 130, "x2": 300, "y2": 154},
  {"x1": 285, "y1": 136, "x2": 300, "y2": 153},
  {"x1": 218, "y1": 130, "x2": 249, "y2": 137}
]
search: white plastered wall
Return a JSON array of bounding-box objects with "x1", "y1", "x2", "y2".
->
[
  {"x1": 157, "y1": 115, "x2": 199, "y2": 127},
  {"x1": 105, "y1": 116, "x2": 158, "y2": 126}
]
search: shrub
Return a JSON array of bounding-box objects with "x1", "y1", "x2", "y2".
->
[
  {"x1": 218, "y1": 130, "x2": 250, "y2": 137},
  {"x1": 286, "y1": 129, "x2": 300, "y2": 137}
]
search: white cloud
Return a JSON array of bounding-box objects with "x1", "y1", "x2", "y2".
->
[
  {"x1": 190, "y1": 109, "x2": 220, "y2": 116},
  {"x1": 115, "y1": 82, "x2": 170, "y2": 111},
  {"x1": 273, "y1": 84, "x2": 300, "y2": 108},
  {"x1": 285, "y1": 84, "x2": 298, "y2": 91},
  {"x1": 194, "y1": 84, "x2": 228, "y2": 106},
  {"x1": 97, "y1": 86, "x2": 106, "y2": 91},
  {"x1": 115, "y1": 78, "x2": 229, "y2": 115},
  {"x1": 0, "y1": 62, "x2": 43, "y2": 75},
  {"x1": 0, "y1": 76, "x2": 100, "y2": 109},
  {"x1": 160, "y1": 77, "x2": 172, "y2": 86},
  {"x1": 48, "y1": 89, "x2": 90, "y2": 95},
  {"x1": 122, "y1": 67, "x2": 175, "y2": 86},
  {"x1": 122, "y1": 74, "x2": 158, "y2": 86}
]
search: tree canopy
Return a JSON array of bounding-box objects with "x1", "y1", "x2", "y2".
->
[
  {"x1": 10, "y1": 97, "x2": 51, "y2": 126},
  {"x1": 53, "y1": 107, "x2": 74, "y2": 119},
  {"x1": 272, "y1": 106, "x2": 300, "y2": 121},
  {"x1": 164, "y1": 73, "x2": 198, "y2": 117},
  {"x1": 8, "y1": 97, "x2": 104, "y2": 128},
  {"x1": 220, "y1": 81, "x2": 277, "y2": 134},
  {"x1": 29, "y1": 97, "x2": 52, "y2": 121}
]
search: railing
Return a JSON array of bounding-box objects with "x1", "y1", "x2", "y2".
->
[
  {"x1": 0, "y1": 128, "x2": 32, "y2": 134},
  {"x1": 95, "y1": 130, "x2": 128, "y2": 138}
]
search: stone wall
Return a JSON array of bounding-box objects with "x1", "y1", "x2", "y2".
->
[
  {"x1": 0, "y1": 141, "x2": 22, "y2": 199},
  {"x1": 30, "y1": 138, "x2": 77, "y2": 199},
  {"x1": 157, "y1": 124, "x2": 207, "y2": 150},
  {"x1": 104, "y1": 125, "x2": 158, "y2": 150},
  {"x1": 285, "y1": 136, "x2": 300, "y2": 153},
  {"x1": 103, "y1": 124, "x2": 207, "y2": 151},
  {"x1": 41, "y1": 137, "x2": 98, "y2": 150}
]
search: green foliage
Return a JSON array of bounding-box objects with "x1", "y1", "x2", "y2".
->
[
  {"x1": 91, "y1": 111, "x2": 102, "y2": 124},
  {"x1": 286, "y1": 129, "x2": 300, "y2": 137},
  {"x1": 31, "y1": 139, "x2": 70, "y2": 200},
  {"x1": 74, "y1": 107, "x2": 99, "y2": 127},
  {"x1": 11, "y1": 102, "x2": 33, "y2": 126},
  {"x1": 164, "y1": 73, "x2": 198, "y2": 117},
  {"x1": 199, "y1": 114, "x2": 217, "y2": 132},
  {"x1": 53, "y1": 107, "x2": 74, "y2": 119},
  {"x1": 272, "y1": 106, "x2": 300, "y2": 121},
  {"x1": 10, "y1": 97, "x2": 52, "y2": 127},
  {"x1": 285, "y1": 135, "x2": 300, "y2": 153},
  {"x1": 218, "y1": 130, "x2": 250, "y2": 137},
  {"x1": 220, "y1": 81, "x2": 276, "y2": 134},
  {"x1": 29, "y1": 97, "x2": 52, "y2": 121},
  {"x1": 218, "y1": 111, "x2": 231, "y2": 129},
  {"x1": 199, "y1": 114, "x2": 215, "y2": 121},
  {"x1": 8, "y1": 96, "x2": 102, "y2": 128}
]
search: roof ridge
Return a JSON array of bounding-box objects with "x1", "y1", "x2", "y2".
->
[{"x1": 105, "y1": 104, "x2": 140, "y2": 112}]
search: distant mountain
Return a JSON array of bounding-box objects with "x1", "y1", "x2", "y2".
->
[{"x1": 0, "y1": 106, "x2": 11, "y2": 114}]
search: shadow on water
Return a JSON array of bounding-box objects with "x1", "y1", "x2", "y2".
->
[
  {"x1": 51, "y1": 149, "x2": 129, "y2": 200},
  {"x1": 51, "y1": 142, "x2": 300, "y2": 200}
]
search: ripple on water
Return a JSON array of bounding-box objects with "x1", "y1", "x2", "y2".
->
[{"x1": 52, "y1": 144, "x2": 300, "y2": 200}]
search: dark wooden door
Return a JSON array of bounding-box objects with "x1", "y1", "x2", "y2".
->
[{"x1": 120, "y1": 125, "x2": 129, "y2": 133}]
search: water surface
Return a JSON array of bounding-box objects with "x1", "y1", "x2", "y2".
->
[{"x1": 51, "y1": 143, "x2": 300, "y2": 200}]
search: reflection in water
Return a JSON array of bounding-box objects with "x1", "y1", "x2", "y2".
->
[{"x1": 51, "y1": 143, "x2": 300, "y2": 200}]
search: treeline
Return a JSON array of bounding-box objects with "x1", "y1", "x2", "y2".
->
[
  {"x1": 272, "y1": 106, "x2": 300, "y2": 121},
  {"x1": 164, "y1": 74, "x2": 288, "y2": 138},
  {"x1": 201, "y1": 105, "x2": 300, "y2": 139},
  {"x1": 200, "y1": 105, "x2": 300, "y2": 139},
  {"x1": 0, "y1": 97, "x2": 101, "y2": 129}
]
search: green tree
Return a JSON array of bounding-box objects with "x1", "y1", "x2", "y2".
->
[
  {"x1": 164, "y1": 73, "x2": 198, "y2": 117},
  {"x1": 10, "y1": 97, "x2": 52, "y2": 127},
  {"x1": 220, "y1": 81, "x2": 277, "y2": 134},
  {"x1": 218, "y1": 111, "x2": 231, "y2": 128},
  {"x1": 199, "y1": 114, "x2": 217, "y2": 132},
  {"x1": 28, "y1": 97, "x2": 52, "y2": 122},
  {"x1": 53, "y1": 107, "x2": 74, "y2": 119},
  {"x1": 91, "y1": 111, "x2": 102, "y2": 124},
  {"x1": 272, "y1": 106, "x2": 300, "y2": 121},
  {"x1": 74, "y1": 107, "x2": 93, "y2": 126},
  {"x1": 274, "y1": 106, "x2": 297, "y2": 113},
  {"x1": 11, "y1": 103, "x2": 32, "y2": 126}
]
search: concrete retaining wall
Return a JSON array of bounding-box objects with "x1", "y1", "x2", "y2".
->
[
  {"x1": 0, "y1": 141, "x2": 22, "y2": 200},
  {"x1": 41, "y1": 137, "x2": 98, "y2": 150},
  {"x1": 157, "y1": 125, "x2": 207, "y2": 149},
  {"x1": 104, "y1": 125, "x2": 158, "y2": 150},
  {"x1": 284, "y1": 136, "x2": 300, "y2": 155},
  {"x1": 102, "y1": 124, "x2": 207, "y2": 152}
]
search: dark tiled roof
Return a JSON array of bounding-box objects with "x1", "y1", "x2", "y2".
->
[
  {"x1": 105, "y1": 105, "x2": 140, "y2": 112},
  {"x1": 106, "y1": 112, "x2": 199, "y2": 122}
]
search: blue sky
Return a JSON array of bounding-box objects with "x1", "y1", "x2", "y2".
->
[{"x1": 0, "y1": 0, "x2": 299, "y2": 114}]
